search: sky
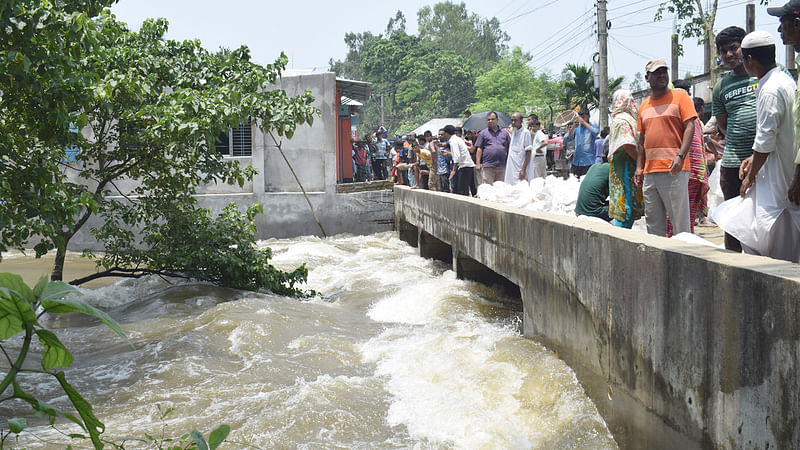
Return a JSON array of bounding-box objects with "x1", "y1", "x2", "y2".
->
[{"x1": 111, "y1": 0, "x2": 788, "y2": 86}]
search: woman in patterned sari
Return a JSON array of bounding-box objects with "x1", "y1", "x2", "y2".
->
[{"x1": 608, "y1": 88, "x2": 644, "y2": 228}]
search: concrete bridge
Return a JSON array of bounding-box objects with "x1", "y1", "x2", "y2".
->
[{"x1": 393, "y1": 185, "x2": 800, "y2": 450}]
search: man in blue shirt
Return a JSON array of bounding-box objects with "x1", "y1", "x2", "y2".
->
[
  {"x1": 565, "y1": 108, "x2": 600, "y2": 177},
  {"x1": 372, "y1": 131, "x2": 389, "y2": 180}
]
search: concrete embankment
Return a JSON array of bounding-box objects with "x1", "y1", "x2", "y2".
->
[{"x1": 394, "y1": 185, "x2": 800, "y2": 450}]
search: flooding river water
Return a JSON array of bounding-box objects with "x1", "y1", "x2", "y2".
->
[{"x1": 1, "y1": 232, "x2": 617, "y2": 449}]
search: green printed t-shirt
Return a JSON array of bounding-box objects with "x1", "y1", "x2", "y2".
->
[{"x1": 712, "y1": 73, "x2": 758, "y2": 169}]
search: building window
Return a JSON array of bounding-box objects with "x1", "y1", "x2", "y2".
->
[{"x1": 215, "y1": 123, "x2": 252, "y2": 156}]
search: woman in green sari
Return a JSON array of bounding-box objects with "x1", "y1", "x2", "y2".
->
[{"x1": 608, "y1": 89, "x2": 644, "y2": 228}]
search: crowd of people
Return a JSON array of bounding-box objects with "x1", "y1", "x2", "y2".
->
[
  {"x1": 576, "y1": 10, "x2": 800, "y2": 263},
  {"x1": 352, "y1": 111, "x2": 552, "y2": 195},
  {"x1": 352, "y1": 1, "x2": 800, "y2": 264}
]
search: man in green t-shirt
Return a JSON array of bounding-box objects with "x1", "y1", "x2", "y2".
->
[{"x1": 711, "y1": 26, "x2": 758, "y2": 252}]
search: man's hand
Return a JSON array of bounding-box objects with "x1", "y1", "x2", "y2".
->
[
  {"x1": 789, "y1": 165, "x2": 800, "y2": 205},
  {"x1": 476, "y1": 163, "x2": 482, "y2": 171},
  {"x1": 739, "y1": 156, "x2": 753, "y2": 180},
  {"x1": 633, "y1": 167, "x2": 644, "y2": 186},
  {"x1": 740, "y1": 172, "x2": 755, "y2": 197},
  {"x1": 669, "y1": 155, "x2": 684, "y2": 175},
  {"x1": 518, "y1": 169, "x2": 526, "y2": 180}
]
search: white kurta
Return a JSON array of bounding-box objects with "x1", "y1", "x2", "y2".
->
[
  {"x1": 504, "y1": 127, "x2": 533, "y2": 185},
  {"x1": 712, "y1": 67, "x2": 800, "y2": 262}
]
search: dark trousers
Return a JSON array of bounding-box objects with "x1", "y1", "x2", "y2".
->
[
  {"x1": 454, "y1": 166, "x2": 475, "y2": 196},
  {"x1": 372, "y1": 159, "x2": 387, "y2": 180},
  {"x1": 719, "y1": 166, "x2": 743, "y2": 252},
  {"x1": 439, "y1": 174, "x2": 451, "y2": 192}
]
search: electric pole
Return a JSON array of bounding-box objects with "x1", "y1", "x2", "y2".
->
[{"x1": 598, "y1": 0, "x2": 609, "y2": 128}]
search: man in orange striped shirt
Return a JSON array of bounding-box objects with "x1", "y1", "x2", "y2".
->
[{"x1": 634, "y1": 58, "x2": 697, "y2": 236}]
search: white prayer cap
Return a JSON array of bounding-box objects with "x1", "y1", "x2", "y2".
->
[{"x1": 741, "y1": 30, "x2": 775, "y2": 49}]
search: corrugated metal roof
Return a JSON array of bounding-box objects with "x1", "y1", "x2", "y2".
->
[{"x1": 336, "y1": 78, "x2": 371, "y2": 103}]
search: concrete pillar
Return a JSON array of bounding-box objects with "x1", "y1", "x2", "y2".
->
[
  {"x1": 455, "y1": 250, "x2": 522, "y2": 310},
  {"x1": 419, "y1": 230, "x2": 451, "y2": 264},
  {"x1": 397, "y1": 220, "x2": 418, "y2": 247}
]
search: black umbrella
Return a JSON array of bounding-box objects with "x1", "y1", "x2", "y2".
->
[{"x1": 462, "y1": 111, "x2": 512, "y2": 131}]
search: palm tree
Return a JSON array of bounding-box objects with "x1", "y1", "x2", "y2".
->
[
  {"x1": 562, "y1": 63, "x2": 626, "y2": 111},
  {"x1": 563, "y1": 63, "x2": 595, "y2": 110}
]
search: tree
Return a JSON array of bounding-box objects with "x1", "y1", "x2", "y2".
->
[
  {"x1": 0, "y1": 0, "x2": 117, "y2": 258},
  {"x1": 470, "y1": 47, "x2": 544, "y2": 114},
  {"x1": 416, "y1": 1, "x2": 509, "y2": 69},
  {"x1": 655, "y1": 0, "x2": 718, "y2": 85},
  {"x1": 329, "y1": 3, "x2": 508, "y2": 135},
  {"x1": 1, "y1": 4, "x2": 318, "y2": 294},
  {"x1": 562, "y1": 63, "x2": 624, "y2": 111},
  {"x1": 629, "y1": 72, "x2": 645, "y2": 92}
]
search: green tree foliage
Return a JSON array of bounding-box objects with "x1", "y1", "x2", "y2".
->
[
  {"x1": 0, "y1": 0, "x2": 117, "y2": 259},
  {"x1": 1, "y1": 2, "x2": 317, "y2": 295},
  {"x1": 417, "y1": 1, "x2": 509, "y2": 69},
  {"x1": 329, "y1": 2, "x2": 509, "y2": 135},
  {"x1": 563, "y1": 63, "x2": 624, "y2": 111},
  {"x1": 469, "y1": 47, "x2": 560, "y2": 117}
]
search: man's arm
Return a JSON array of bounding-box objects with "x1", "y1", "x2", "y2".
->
[
  {"x1": 715, "y1": 114, "x2": 728, "y2": 136},
  {"x1": 740, "y1": 152, "x2": 769, "y2": 196},
  {"x1": 475, "y1": 147, "x2": 483, "y2": 171},
  {"x1": 634, "y1": 130, "x2": 646, "y2": 186},
  {"x1": 520, "y1": 150, "x2": 531, "y2": 180},
  {"x1": 669, "y1": 118, "x2": 695, "y2": 175},
  {"x1": 789, "y1": 165, "x2": 800, "y2": 205}
]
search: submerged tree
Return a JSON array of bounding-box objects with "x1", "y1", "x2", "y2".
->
[{"x1": 1, "y1": 4, "x2": 318, "y2": 295}]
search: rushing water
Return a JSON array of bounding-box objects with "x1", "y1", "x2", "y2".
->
[{"x1": 1, "y1": 232, "x2": 616, "y2": 449}]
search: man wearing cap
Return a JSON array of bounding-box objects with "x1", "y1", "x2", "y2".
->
[
  {"x1": 634, "y1": 58, "x2": 696, "y2": 237},
  {"x1": 565, "y1": 108, "x2": 600, "y2": 177},
  {"x1": 720, "y1": 30, "x2": 800, "y2": 262},
  {"x1": 769, "y1": 0, "x2": 800, "y2": 208},
  {"x1": 711, "y1": 26, "x2": 758, "y2": 251}
]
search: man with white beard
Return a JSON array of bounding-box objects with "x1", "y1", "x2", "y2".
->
[{"x1": 504, "y1": 112, "x2": 533, "y2": 185}]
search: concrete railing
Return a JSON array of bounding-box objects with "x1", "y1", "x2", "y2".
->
[{"x1": 394, "y1": 185, "x2": 800, "y2": 450}]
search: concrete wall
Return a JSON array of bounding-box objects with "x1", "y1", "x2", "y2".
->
[{"x1": 394, "y1": 185, "x2": 800, "y2": 450}]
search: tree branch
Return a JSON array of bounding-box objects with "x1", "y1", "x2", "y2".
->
[{"x1": 267, "y1": 129, "x2": 327, "y2": 238}]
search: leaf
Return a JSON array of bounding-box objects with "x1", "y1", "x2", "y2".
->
[
  {"x1": 8, "y1": 418, "x2": 27, "y2": 433},
  {"x1": 0, "y1": 287, "x2": 37, "y2": 325},
  {"x1": 0, "y1": 273, "x2": 35, "y2": 303},
  {"x1": 190, "y1": 430, "x2": 209, "y2": 450},
  {"x1": 54, "y1": 372, "x2": 105, "y2": 449},
  {"x1": 40, "y1": 280, "x2": 81, "y2": 302},
  {"x1": 0, "y1": 299, "x2": 24, "y2": 340},
  {"x1": 40, "y1": 298, "x2": 127, "y2": 342},
  {"x1": 35, "y1": 329, "x2": 74, "y2": 369},
  {"x1": 33, "y1": 275, "x2": 49, "y2": 298},
  {"x1": 208, "y1": 424, "x2": 230, "y2": 450}
]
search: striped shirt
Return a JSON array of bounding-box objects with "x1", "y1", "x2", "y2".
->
[{"x1": 711, "y1": 73, "x2": 758, "y2": 169}]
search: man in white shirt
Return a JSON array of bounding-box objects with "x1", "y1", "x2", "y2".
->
[
  {"x1": 716, "y1": 30, "x2": 800, "y2": 262},
  {"x1": 531, "y1": 120, "x2": 549, "y2": 179},
  {"x1": 445, "y1": 124, "x2": 475, "y2": 196},
  {"x1": 504, "y1": 112, "x2": 533, "y2": 185}
]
